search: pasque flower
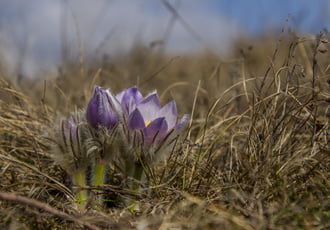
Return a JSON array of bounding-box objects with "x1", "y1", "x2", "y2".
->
[
  {"x1": 85, "y1": 86, "x2": 123, "y2": 204},
  {"x1": 54, "y1": 113, "x2": 93, "y2": 211},
  {"x1": 116, "y1": 86, "x2": 189, "y2": 153},
  {"x1": 86, "y1": 86, "x2": 120, "y2": 129},
  {"x1": 86, "y1": 85, "x2": 188, "y2": 151},
  {"x1": 115, "y1": 86, "x2": 188, "y2": 210},
  {"x1": 53, "y1": 85, "x2": 188, "y2": 210}
]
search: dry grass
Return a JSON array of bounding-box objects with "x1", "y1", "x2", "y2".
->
[{"x1": 0, "y1": 32, "x2": 329, "y2": 229}]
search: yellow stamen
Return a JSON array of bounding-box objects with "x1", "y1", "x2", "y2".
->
[{"x1": 145, "y1": 121, "x2": 151, "y2": 127}]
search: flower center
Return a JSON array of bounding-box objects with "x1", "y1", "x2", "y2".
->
[{"x1": 145, "y1": 121, "x2": 151, "y2": 127}]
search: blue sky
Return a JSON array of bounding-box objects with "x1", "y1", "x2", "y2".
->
[
  {"x1": 0, "y1": 0, "x2": 329, "y2": 76},
  {"x1": 212, "y1": 0, "x2": 330, "y2": 33}
]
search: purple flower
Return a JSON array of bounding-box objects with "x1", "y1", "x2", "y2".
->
[
  {"x1": 117, "y1": 87, "x2": 188, "y2": 148},
  {"x1": 116, "y1": 86, "x2": 142, "y2": 114},
  {"x1": 86, "y1": 86, "x2": 119, "y2": 129}
]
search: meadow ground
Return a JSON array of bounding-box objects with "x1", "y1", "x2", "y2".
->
[{"x1": 0, "y1": 32, "x2": 329, "y2": 229}]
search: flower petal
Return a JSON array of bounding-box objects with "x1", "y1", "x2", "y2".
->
[
  {"x1": 116, "y1": 90, "x2": 125, "y2": 103},
  {"x1": 125, "y1": 86, "x2": 143, "y2": 103},
  {"x1": 159, "y1": 100, "x2": 177, "y2": 129},
  {"x1": 86, "y1": 86, "x2": 101, "y2": 128},
  {"x1": 121, "y1": 86, "x2": 143, "y2": 114},
  {"x1": 137, "y1": 93, "x2": 161, "y2": 122},
  {"x1": 99, "y1": 90, "x2": 118, "y2": 127},
  {"x1": 128, "y1": 108, "x2": 145, "y2": 130},
  {"x1": 106, "y1": 89, "x2": 122, "y2": 117},
  {"x1": 143, "y1": 117, "x2": 168, "y2": 146},
  {"x1": 174, "y1": 114, "x2": 189, "y2": 132}
]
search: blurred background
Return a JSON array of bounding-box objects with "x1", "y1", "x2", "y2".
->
[{"x1": 0, "y1": 0, "x2": 329, "y2": 78}]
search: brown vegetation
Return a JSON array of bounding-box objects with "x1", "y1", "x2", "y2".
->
[{"x1": 0, "y1": 32, "x2": 329, "y2": 229}]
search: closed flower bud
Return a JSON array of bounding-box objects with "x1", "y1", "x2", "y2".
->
[{"x1": 86, "y1": 86, "x2": 119, "y2": 129}]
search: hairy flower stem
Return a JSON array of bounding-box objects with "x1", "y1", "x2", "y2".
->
[
  {"x1": 126, "y1": 162, "x2": 144, "y2": 190},
  {"x1": 72, "y1": 171, "x2": 88, "y2": 212},
  {"x1": 92, "y1": 161, "x2": 107, "y2": 204},
  {"x1": 124, "y1": 161, "x2": 145, "y2": 211},
  {"x1": 93, "y1": 162, "x2": 106, "y2": 186}
]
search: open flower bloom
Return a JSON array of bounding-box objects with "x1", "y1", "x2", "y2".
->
[
  {"x1": 86, "y1": 86, "x2": 119, "y2": 129},
  {"x1": 116, "y1": 87, "x2": 189, "y2": 154}
]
